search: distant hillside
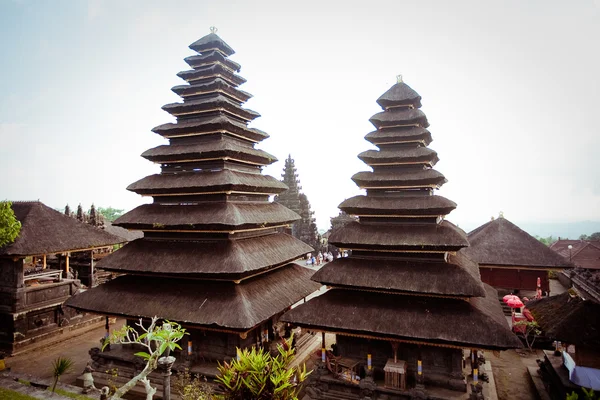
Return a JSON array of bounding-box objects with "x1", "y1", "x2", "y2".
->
[{"x1": 516, "y1": 221, "x2": 600, "y2": 240}]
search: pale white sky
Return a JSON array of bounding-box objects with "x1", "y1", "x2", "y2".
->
[{"x1": 1, "y1": 0, "x2": 599, "y2": 232}]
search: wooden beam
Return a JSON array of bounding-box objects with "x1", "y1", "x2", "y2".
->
[
  {"x1": 42, "y1": 255, "x2": 46, "y2": 269},
  {"x1": 65, "y1": 253, "x2": 70, "y2": 275}
]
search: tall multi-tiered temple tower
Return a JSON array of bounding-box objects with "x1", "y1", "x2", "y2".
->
[
  {"x1": 282, "y1": 78, "x2": 520, "y2": 397},
  {"x1": 67, "y1": 30, "x2": 318, "y2": 366}
]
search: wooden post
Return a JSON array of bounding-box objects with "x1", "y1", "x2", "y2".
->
[
  {"x1": 90, "y1": 250, "x2": 94, "y2": 287},
  {"x1": 42, "y1": 255, "x2": 47, "y2": 269},
  {"x1": 391, "y1": 342, "x2": 399, "y2": 363},
  {"x1": 321, "y1": 332, "x2": 326, "y2": 363},
  {"x1": 472, "y1": 349, "x2": 479, "y2": 384},
  {"x1": 417, "y1": 345, "x2": 424, "y2": 385},
  {"x1": 65, "y1": 253, "x2": 70, "y2": 276}
]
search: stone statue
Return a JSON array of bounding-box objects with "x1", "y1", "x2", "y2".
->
[{"x1": 80, "y1": 363, "x2": 95, "y2": 394}]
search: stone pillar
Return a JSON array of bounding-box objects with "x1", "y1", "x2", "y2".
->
[{"x1": 158, "y1": 356, "x2": 176, "y2": 400}]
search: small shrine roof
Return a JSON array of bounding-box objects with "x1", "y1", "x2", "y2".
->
[
  {"x1": 66, "y1": 264, "x2": 320, "y2": 331},
  {"x1": 328, "y1": 220, "x2": 469, "y2": 251},
  {"x1": 339, "y1": 195, "x2": 456, "y2": 216},
  {"x1": 528, "y1": 292, "x2": 600, "y2": 349},
  {"x1": 127, "y1": 170, "x2": 288, "y2": 196},
  {"x1": 0, "y1": 201, "x2": 126, "y2": 257},
  {"x1": 376, "y1": 81, "x2": 422, "y2": 109},
  {"x1": 189, "y1": 32, "x2": 235, "y2": 56},
  {"x1": 115, "y1": 202, "x2": 300, "y2": 231},
  {"x1": 281, "y1": 284, "x2": 522, "y2": 350},
  {"x1": 312, "y1": 251, "x2": 485, "y2": 297},
  {"x1": 464, "y1": 218, "x2": 573, "y2": 269}
]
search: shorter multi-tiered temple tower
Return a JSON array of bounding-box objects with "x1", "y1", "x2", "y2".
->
[
  {"x1": 283, "y1": 77, "x2": 520, "y2": 397},
  {"x1": 67, "y1": 30, "x2": 318, "y2": 374}
]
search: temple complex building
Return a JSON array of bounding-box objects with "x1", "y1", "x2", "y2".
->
[
  {"x1": 464, "y1": 217, "x2": 573, "y2": 294},
  {"x1": 66, "y1": 30, "x2": 318, "y2": 380},
  {"x1": 0, "y1": 201, "x2": 125, "y2": 355},
  {"x1": 282, "y1": 78, "x2": 521, "y2": 398}
]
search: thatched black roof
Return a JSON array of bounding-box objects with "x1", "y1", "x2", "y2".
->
[
  {"x1": 127, "y1": 170, "x2": 288, "y2": 196},
  {"x1": 358, "y1": 147, "x2": 439, "y2": 166},
  {"x1": 189, "y1": 32, "x2": 235, "y2": 56},
  {"x1": 177, "y1": 64, "x2": 247, "y2": 86},
  {"x1": 365, "y1": 127, "x2": 432, "y2": 146},
  {"x1": 152, "y1": 115, "x2": 267, "y2": 143},
  {"x1": 142, "y1": 138, "x2": 277, "y2": 166},
  {"x1": 376, "y1": 82, "x2": 422, "y2": 109},
  {"x1": 369, "y1": 108, "x2": 429, "y2": 129},
  {"x1": 528, "y1": 292, "x2": 600, "y2": 349},
  {"x1": 66, "y1": 264, "x2": 320, "y2": 331},
  {"x1": 96, "y1": 233, "x2": 312, "y2": 279},
  {"x1": 464, "y1": 218, "x2": 573, "y2": 269},
  {"x1": 184, "y1": 50, "x2": 241, "y2": 72},
  {"x1": 162, "y1": 95, "x2": 260, "y2": 122},
  {"x1": 102, "y1": 221, "x2": 143, "y2": 242},
  {"x1": 351, "y1": 169, "x2": 447, "y2": 189},
  {"x1": 281, "y1": 284, "x2": 521, "y2": 350},
  {"x1": 115, "y1": 202, "x2": 300, "y2": 231},
  {"x1": 171, "y1": 79, "x2": 252, "y2": 102},
  {"x1": 312, "y1": 251, "x2": 485, "y2": 297},
  {"x1": 0, "y1": 201, "x2": 126, "y2": 257},
  {"x1": 328, "y1": 220, "x2": 469, "y2": 251},
  {"x1": 339, "y1": 195, "x2": 456, "y2": 216}
]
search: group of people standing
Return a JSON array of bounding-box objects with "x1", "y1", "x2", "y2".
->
[{"x1": 306, "y1": 250, "x2": 347, "y2": 266}]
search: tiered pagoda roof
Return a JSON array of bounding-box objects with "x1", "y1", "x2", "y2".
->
[
  {"x1": 282, "y1": 78, "x2": 520, "y2": 350},
  {"x1": 67, "y1": 30, "x2": 318, "y2": 334}
]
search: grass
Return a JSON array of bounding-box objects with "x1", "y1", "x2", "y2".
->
[
  {"x1": 52, "y1": 387, "x2": 95, "y2": 400},
  {"x1": 13, "y1": 379, "x2": 94, "y2": 400},
  {"x1": 0, "y1": 387, "x2": 38, "y2": 400}
]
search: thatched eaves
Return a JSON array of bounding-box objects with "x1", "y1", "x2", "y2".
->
[
  {"x1": 351, "y1": 169, "x2": 447, "y2": 189},
  {"x1": 376, "y1": 82, "x2": 422, "y2": 109},
  {"x1": 528, "y1": 292, "x2": 600, "y2": 349},
  {"x1": 162, "y1": 94, "x2": 260, "y2": 122},
  {"x1": 114, "y1": 202, "x2": 300, "y2": 231},
  {"x1": 365, "y1": 127, "x2": 432, "y2": 146},
  {"x1": 358, "y1": 147, "x2": 439, "y2": 166},
  {"x1": 0, "y1": 201, "x2": 126, "y2": 257},
  {"x1": 312, "y1": 251, "x2": 486, "y2": 297},
  {"x1": 464, "y1": 218, "x2": 573, "y2": 269},
  {"x1": 369, "y1": 108, "x2": 429, "y2": 129},
  {"x1": 281, "y1": 284, "x2": 521, "y2": 350},
  {"x1": 184, "y1": 50, "x2": 241, "y2": 72},
  {"x1": 177, "y1": 64, "x2": 247, "y2": 86},
  {"x1": 127, "y1": 170, "x2": 288, "y2": 196},
  {"x1": 189, "y1": 32, "x2": 235, "y2": 56},
  {"x1": 152, "y1": 115, "x2": 267, "y2": 143},
  {"x1": 339, "y1": 195, "x2": 456, "y2": 216},
  {"x1": 95, "y1": 233, "x2": 313, "y2": 279},
  {"x1": 328, "y1": 220, "x2": 469, "y2": 251},
  {"x1": 66, "y1": 264, "x2": 320, "y2": 331},
  {"x1": 142, "y1": 139, "x2": 277, "y2": 166}
]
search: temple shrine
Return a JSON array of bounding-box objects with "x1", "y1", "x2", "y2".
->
[
  {"x1": 464, "y1": 217, "x2": 573, "y2": 294},
  {"x1": 282, "y1": 78, "x2": 521, "y2": 398},
  {"x1": 0, "y1": 201, "x2": 125, "y2": 355},
  {"x1": 66, "y1": 30, "x2": 318, "y2": 378}
]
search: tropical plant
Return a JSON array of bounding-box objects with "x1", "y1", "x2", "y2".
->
[
  {"x1": 51, "y1": 357, "x2": 74, "y2": 392},
  {"x1": 514, "y1": 320, "x2": 542, "y2": 351},
  {"x1": 102, "y1": 316, "x2": 186, "y2": 399},
  {"x1": 97, "y1": 207, "x2": 125, "y2": 222},
  {"x1": 216, "y1": 335, "x2": 311, "y2": 400},
  {"x1": 568, "y1": 388, "x2": 598, "y2": 399},
  {"x1": 0, "y1": 201, "x2": 21, "y2": 248}
]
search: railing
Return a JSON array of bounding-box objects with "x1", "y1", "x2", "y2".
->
[{"x1": 23, "y1": 269, "x2": 63, "y2": 283}]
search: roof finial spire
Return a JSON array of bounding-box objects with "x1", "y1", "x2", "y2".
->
[
  {"x1": 210, "y1": 26, "x2": 218, "y2": 34},
  {"x1": 396, "y1": 74, "x2": 403, "y2": 84}
]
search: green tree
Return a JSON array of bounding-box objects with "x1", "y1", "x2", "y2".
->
[
  {"x1": 514, "y1": 320, "x2": 542, "y2": 351},
  {"x1": 216, "y1": 335, "x2": 311, "y2": 400},
  {"x1": 0, "y1": 201, "x2": 21, "y2": 248},
  {"x1": 103, "y1": 316, "x2": 186, "y2": 399},
  {"x1": 97, "y1": 207, "x2": 124, "y2": 222},
  {"x1": 535, "y1": 235, "x2": 556, "y2": 246}
]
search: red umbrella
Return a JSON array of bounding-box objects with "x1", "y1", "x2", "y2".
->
[
  {"x1": 503, "y1": 294, "x2": 520, "y2": 303},
  {"x1": 506, "y1": 297, "x2": 524, "y2": 308}
]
